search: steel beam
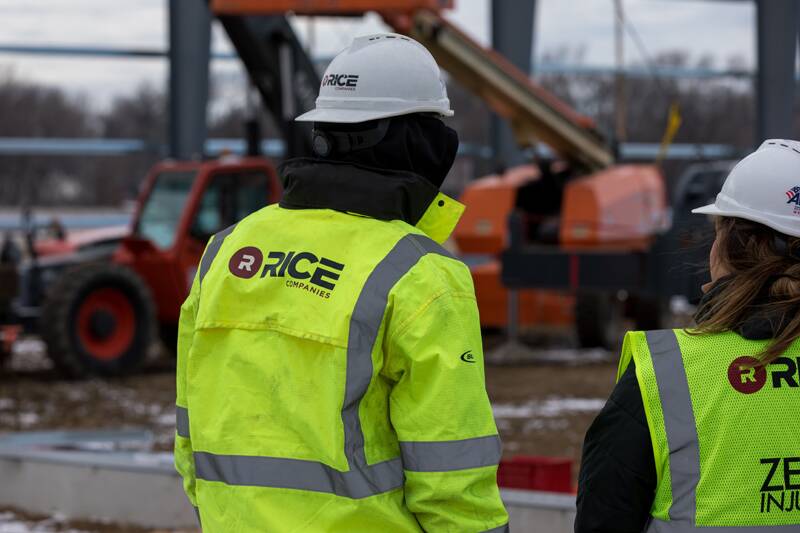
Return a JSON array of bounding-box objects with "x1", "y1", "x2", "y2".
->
[
  {"x1": 755, "y1": 0, "x2": 798, "y2": 142},
  {"x1": 490, "y1": 0, "x2": 536, "y2": 168},
  {"x1": 168, "y1": 0, "x2": 212, "y2": 159}
]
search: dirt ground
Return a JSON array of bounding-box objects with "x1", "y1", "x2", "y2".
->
[{"x1": 0, "y1": 334, "x2": 618, "y2": 532}]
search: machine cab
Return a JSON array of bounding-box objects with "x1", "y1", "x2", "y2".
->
[{"x1": 118, "y1": 157, "x2": 281, "y2": 325}]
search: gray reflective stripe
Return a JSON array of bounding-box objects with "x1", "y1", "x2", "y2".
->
[
  {"x1": 400, "y1": 435, "x2": 502, "y2": 472},
  {"x1": 647, "y1": 518, "x2": 800, "y2": 532},
  {"x1": 342, "y1": 233, "x2": 454, "y2": 469},
  {"x1": 194, "y1": 452, "x2": 404, "y2": 499},
  {"x1": 646, "y1": 329, "x2": 700, "y2": 524},
  {"x1": 482, "y1": 524, "x2": 509, "y2": 533},
  {"x1": 198, "y1": 223, "x2": 237, "y2": 285},
  {"x1": 176, "y1": 406, "x2": 190, "y2": 438}
]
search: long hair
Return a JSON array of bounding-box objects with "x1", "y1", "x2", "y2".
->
[{"x1": 692, "y1": 217, "x2": 800, "y2": 364}]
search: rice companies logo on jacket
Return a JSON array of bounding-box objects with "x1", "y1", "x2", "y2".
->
[
  {"x1": 229, "y1": 247, "x2": 344, "y2": 299},
  {"x1": 786, "y1": 186, "x2": 800, "y2": 215}
]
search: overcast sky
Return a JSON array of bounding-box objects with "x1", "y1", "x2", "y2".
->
[{"x1": 0, "y1": 0, "x2": 755, "y2": 111}]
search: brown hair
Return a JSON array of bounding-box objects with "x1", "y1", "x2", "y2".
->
[{"x1": 692, "y1": 216, "x2": 800, "y2": 364}]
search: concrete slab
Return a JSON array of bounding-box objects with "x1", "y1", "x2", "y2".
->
[
  {"x1": 502, "y1": 488, "x2": 576, "y2": 532},
  {"x1": 0, "y1": 430, "x2": 577, "y2": 531},
  {"x1": 0, "y1": 447, "x2": 197, "y2": 529}
]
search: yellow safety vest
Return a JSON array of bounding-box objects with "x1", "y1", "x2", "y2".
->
[{"x1": 620, "y1": 329, "x2": 800, "y2": 531}]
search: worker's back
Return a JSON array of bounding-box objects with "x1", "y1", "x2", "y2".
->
[{"x1": 176, "y1": 203, "x2": 508, "y2": 532}]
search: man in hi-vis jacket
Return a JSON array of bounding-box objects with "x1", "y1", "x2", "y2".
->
[{"x1": 175, "y1": 33, "x2": 509, "y2": 533}]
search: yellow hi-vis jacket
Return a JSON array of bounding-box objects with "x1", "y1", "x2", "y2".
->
[{"x1": 175, "y1": 160, "x2": 509, "y2": 532}]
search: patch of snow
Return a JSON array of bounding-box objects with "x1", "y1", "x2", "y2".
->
[
  {"x1": 155, "y1": 412, "x2": 176, "y2": 427},
  {"x1": 0, "y1": 510, "x2": 90, "y2": 533},
  {"x1": 131, "y1": 451, "x2": 175, "y2": 467},
  {"x1": 492, "y1": 397, "x2": 606, "y2": 419},
  {"x1": 10, "y1": 338, "x2": 46, "y2": 355},
  {"x1": 17, "y1": 413, "x2": 40, "y2": 428}
]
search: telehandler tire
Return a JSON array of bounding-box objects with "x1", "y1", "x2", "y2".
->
[{"x1": 42, "y1": 263, "x2": 156, "y2": 378}]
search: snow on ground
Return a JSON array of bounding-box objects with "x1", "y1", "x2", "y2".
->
[
  {"x1": 492, "y1": 397, "x2": 607, "y2": 419},
  {"x1": 0, "y1": 511, "x2": 89, "y2": 533}
]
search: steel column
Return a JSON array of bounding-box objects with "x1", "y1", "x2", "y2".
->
[
  {"x1": 755, "y1": 0, "x2": 798, "y2": 142},
  {"x1": 490, "y1": 0, "x2": 537, "y2": 168},
  {"x1": 168, "y1": 0, "x2": 212, "y2": 159}
]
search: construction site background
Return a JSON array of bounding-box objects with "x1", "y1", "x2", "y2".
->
[{"x1": 0, "y1": 49, "x2": 756, "y2": 208}]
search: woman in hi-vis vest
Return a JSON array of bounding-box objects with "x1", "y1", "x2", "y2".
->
[{"x1": 575, "y1": 140, "x2": 800, "y2": 532}]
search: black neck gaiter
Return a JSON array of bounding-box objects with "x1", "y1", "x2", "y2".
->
[{"x1": 317, "y1": 114, "x2": 459, "y2": 189}]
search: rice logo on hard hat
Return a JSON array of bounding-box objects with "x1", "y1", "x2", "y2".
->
[
  {"x1": 321, "y1": 74, "x2": 359, "y2": 91},
  {"x1": 229, "y1": 247, "x2": 263, "y2": 279},
  {"x1": 728, "y1": 357, "x2": 767, "y2": 394},
  {"x1": 785, "y1": 185, "x2": 800, "y2": 215}
]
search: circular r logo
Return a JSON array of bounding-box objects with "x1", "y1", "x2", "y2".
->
[
  {"x1": 228, "y1": 246, "x2": 263, "y2": 279},
  {"x1": 727, "y1": 356, "x2": 767, "y2": 394}
]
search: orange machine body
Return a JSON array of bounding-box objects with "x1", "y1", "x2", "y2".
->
[
  {"x1": 454, "y1": 163, "x2": 667, "y2": 329},
  {"x1": 560, "y1": 164, "x2": 668, "y2": 250},
  {"x1": 454, "y1": 165, "x2": 573, "y2": 329}
]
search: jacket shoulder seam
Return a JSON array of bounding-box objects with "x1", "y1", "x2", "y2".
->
[{"x1": 388, "y1": 289, "x2": 476, "y2": 346}]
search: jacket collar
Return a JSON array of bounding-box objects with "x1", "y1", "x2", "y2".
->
[{"x1": 278, "y1": 158, "x2": 464, "y2": 244}]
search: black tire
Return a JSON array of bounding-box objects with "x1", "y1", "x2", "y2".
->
[
  {"x1": 41, "y1": 263, "x2": 156, "y2": 378},
  {"x1": 575, "y1": 290, "x2": 623, "y2": 349}
]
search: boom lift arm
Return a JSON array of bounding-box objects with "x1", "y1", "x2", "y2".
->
[
  {"x1": 215, "y1": 13, "x2": 321, "y2": 156},
  {"x1": 210, "y1": 0, "x2": 614, "y2": 170},
  {"x1": 404, "y1": 10, "x2": 613, "y2": 172}
]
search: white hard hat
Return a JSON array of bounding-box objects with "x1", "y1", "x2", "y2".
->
[
  {"x1": 693, "y1": 139, "x2": 800, "y2": 237},
  {"x1": 295, "y1": 33, "x2": 453, "y2": 124}
]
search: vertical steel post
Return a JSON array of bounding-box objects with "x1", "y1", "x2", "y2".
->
[
  {"x1": 490, "y1": 0, "x2": 537, "y2": 168},
  {"x1": 755, "y1": 0, "x2": 798, "y2": 143},
  {"x1": 613, "y1": 0, "x2": 627, "y2": 143},
  {"x1": 168, "y1": 0, "x2": 212, "y2": 159}
]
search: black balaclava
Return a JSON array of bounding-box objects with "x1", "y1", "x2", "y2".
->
[{"x1": 314, "y1": 114, "x2": 459, "y2": 189}]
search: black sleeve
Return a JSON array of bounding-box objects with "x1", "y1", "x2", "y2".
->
[{"x1": 574, "y1": 361, "x2": 656, "y2": 533}]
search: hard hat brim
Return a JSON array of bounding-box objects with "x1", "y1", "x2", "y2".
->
[
  {"x1": 691, "y1": 204, "x2": 722, "y2": 216},
  {"x1": 295, "y1": 106, "x2": 454, "y2": 124},
  {"x1": 692, "y1": 202, "x2": 800, "y2": 237}
]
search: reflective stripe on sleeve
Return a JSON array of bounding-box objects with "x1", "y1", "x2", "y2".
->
[
  {"x1": 194, "y1": 452, "x2": 404, "y2": 499},
  {"x1": 342, "y1": 233, "x2": 455, "y2": 469},
  {"x1": 400, "y1": 435, "x2": 502, "y2": 472},
  {"x1": 176, "y1": 406, "x2": 190, "y2": 439}
]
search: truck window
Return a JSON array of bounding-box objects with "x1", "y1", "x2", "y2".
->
[
  {"x1": 137, "y1": 171, "x2": 196, "y2": 249},
  {"x1": 189, "y1": 170, "x2": 269, "y2": 242}
]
